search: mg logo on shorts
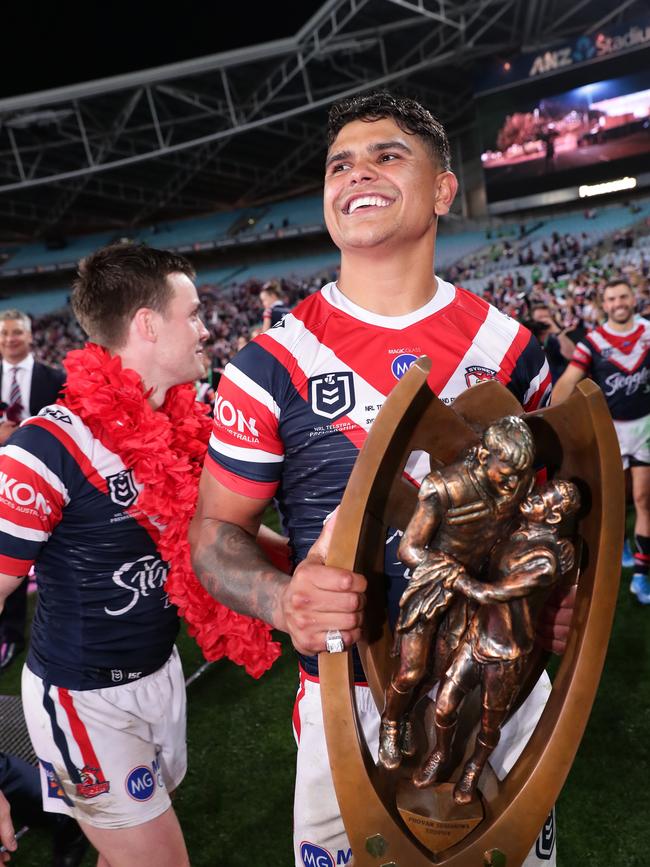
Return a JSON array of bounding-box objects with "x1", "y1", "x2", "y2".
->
[
  {"x1": 106, "y1": 469, "x2": 138, "y2": 508},
  {"x1": 126, "y1": 766, "x2": 155, "y2": 802},
  {"x1": 535, "y1": 808, "x2": 556, "y2": 860},
  {"x1": 309, "y1": 372, "x2": 355, "y2": 421},
  {"x1": 300, "y1": 842, "x2": 334, "y2": 867}
]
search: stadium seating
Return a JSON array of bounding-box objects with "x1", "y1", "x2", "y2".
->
[
  {"x1": 234, "y1": 195, "x2": 324, "y2": 237},
  {"x1": 228, "y1": 251, "x2": 338, "y2": 283},
  {"x1": 0, "y1": 232, "x2": 114, "y2": 273}
]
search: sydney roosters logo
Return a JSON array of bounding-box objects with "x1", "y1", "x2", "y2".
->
[
  {"x1": 464, "y1": 365, "x2": 497, "y2": 388},
  {"x1": 76, "y1": 765, "x2": 110, "y2": 799}
]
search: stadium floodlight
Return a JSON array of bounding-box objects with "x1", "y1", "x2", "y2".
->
[{"x1": 578, "y1": 176, "x2": 637, "y2": 197}]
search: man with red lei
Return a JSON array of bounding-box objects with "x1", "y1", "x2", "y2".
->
[{"x1": 0, "y1": 243, "x2": 279, "y2": 866}]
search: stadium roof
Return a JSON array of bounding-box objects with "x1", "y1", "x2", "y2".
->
[{"x1": 1, "y1": 0, "x2": 647, "y2": 241}]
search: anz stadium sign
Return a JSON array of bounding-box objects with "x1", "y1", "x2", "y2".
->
[
  {"x1": 528, "y1": 23, "x2": 650, "y2": 77},
  {"x1": 476, "y1": 15, "x2": 650, "y2": 94}
]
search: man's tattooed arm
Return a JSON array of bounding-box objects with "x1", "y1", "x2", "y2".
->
[
  {"x1": 189, "y1": 474, "x2": 367, "y2": 655},
  {"x1": 191, "y1": 519, "x2": 290, "y2": 631}
]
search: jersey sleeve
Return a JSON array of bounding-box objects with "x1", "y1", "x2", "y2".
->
[
  {"x1": 505, "y1": 327, "x2": 552, "y2": 411},
  {"x1": 0, "y1": 422, "x2": 68, "y2": 575},
  {"x1": 569, "y1": 339, "x2": 592, "y2": 372},
  {"x1": 204, "y1": 342, "x2": 285, "y2": 499}
]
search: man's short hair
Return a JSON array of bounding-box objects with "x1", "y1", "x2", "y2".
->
[
  {"x1": 261, "y1": 280, "x2": 282, "y2": 300},
  {"x1": 603, "y1": 278, "x2": 632, "y2": 294},
  {"x1": 327, "y1": 90, "x2": 451, "y2": 171},
  {"x1": 0, "y1": 309, "x2": 32, "y2": 332},
  {"x1": 72, "y1": 242, "x2": 195, "y2": 348}
]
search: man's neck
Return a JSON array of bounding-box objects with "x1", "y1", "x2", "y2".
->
[
  {"x1": 605, "y1": 317, "x2": 636, "y2": 334},
  {"x1": 337, "y1": 241, "x2": 438, "y2": 315},
  {"x1": 113, "y1": 347, "x2": 168, "y2": 410}
]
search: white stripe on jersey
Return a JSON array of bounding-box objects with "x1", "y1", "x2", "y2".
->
[
  {"x1": 0, "y1": 515, "x2": 49, "y2": 542},
  {"x1": 523, "y1": 357, "x2": 551, "y2": 407},
  {"x1": 208, "y1": 432, "x2": 284, "y2": 464},
  {"x1": 404, "y1": 450, "x2": 431, "y2": 485},
  {"x1": 437, "y1": 304, "x2": 519, "y2": 403},
  {"x1": 224, "y1": 363, "x2": 281, "y2": 420},
  {"x1": 264, "y1": 312, "x2": 385, "y2": 432},
  {"x1": 321, "y1": 278, "x2": 456, "y2": 328},
  {"x1": 2, "y1": 444, "x2": 70, "y2": 505},
  {"x1": 37, "y1": 407, "x2": 143, "y2": 493}
]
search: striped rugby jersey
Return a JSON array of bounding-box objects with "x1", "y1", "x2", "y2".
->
[
  {"x1": 0, "y1": 406, "x2": 178, "y2": 689},
  {"x1": 570, "y1": 317, "x2": 650, "y2": 421},
  {"x1": 206, "y1": 279, "x2": 550, "y2": 676}
]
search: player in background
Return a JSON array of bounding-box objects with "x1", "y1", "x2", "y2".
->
[
  {"x1": 259, "y1": 281, "x2": 292, "y2": 333},
  {"x1": 552, "y1": 280, "x2": 650, "y2": 602}
]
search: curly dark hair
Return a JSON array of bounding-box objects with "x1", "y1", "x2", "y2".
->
[{"x1": 327, "y1": 90, "x2": 451, "y2": 171}]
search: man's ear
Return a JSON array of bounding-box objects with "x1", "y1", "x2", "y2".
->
[
  {"x1": 476, "y1": 445, "x2": 489, "y2": 466},
  {"x1": 433, "y1": 171, "x2": 459, "y2": 217},
  {"x1": 131, "y1": 307, "x2": 158, "y2": 343}
]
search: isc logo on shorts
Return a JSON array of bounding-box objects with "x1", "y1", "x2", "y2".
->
[{"x1": 126, "y1": 766, "x2": 155, "y2": 801}]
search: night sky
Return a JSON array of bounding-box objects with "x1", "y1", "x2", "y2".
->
[{"x1": 2, "y1": 0, "x2": 326, "y2": 99}]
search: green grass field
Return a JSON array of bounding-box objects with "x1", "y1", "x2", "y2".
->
[{"x1": 1, "y1": 561, "x2": 648, "y2": 866}]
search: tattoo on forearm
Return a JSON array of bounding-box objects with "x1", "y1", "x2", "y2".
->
[{"x1": 192, "y1": 522, "x2": 288, "y2": 627}]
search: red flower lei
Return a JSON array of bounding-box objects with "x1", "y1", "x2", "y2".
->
[{"x1": 60, "y1": 343, "x2": 281, "y2": 678}]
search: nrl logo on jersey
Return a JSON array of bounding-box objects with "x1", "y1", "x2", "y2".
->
[
  {"x1": 106, "y1": 469, "x2": 138, "y2": 509},
  {"x1": 464, "y1": 365, "x2": 497, "y2": 388},
  {"x1": 309, "y1": 372, "x2": 356, "y2": 421}
]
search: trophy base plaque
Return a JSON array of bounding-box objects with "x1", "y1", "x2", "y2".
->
[{"x1": 397, "y1": 780, "x2": 484, "y2": 852}]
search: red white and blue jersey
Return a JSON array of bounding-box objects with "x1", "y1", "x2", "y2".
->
[
  {"x1": 0, "y1": 405, "x2": 178, "y2": 690},
  {"x1": 206, "y1": 279, "x2": 550, "y2": 675},
  {"x1": 570, "y1": 317, "x2": 650, "y2": 421}
]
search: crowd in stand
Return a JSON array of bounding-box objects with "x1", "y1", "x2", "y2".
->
[
  {"x1": 22, "y1": 267, "x2": 335, "y2": 375},
  {"x1": 15, "y1": 223, "x2": 650, "y2": 379}
]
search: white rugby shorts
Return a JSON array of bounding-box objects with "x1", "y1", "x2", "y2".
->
[
  {"x1": 613, "y1": 415, "x2": 650, "y2": 468},
  {"x1": 292, "y1": 666, "x2": 556, "y2": 867},
  {"x1": 22, "y1": 646, "x2": 187, "y2": 829}
]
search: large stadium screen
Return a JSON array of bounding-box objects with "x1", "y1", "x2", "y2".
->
[{"x1": 478, "y1": 69, "x2": 650, "y2": 205}]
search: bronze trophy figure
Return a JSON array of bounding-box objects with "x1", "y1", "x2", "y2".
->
[
  {"x1": 415, "y1": 479, "x2": 580, "y2": 804},
  {"x1": 317, "y1": 357, "x2": 624, "y2": 867},
  {"x1": 378, "y1": 417, "x2": 535, "y2": 773}
]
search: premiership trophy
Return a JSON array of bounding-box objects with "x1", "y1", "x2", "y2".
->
[{"x1": 319, "y1": 357, "x2": 623, "y2": 867}]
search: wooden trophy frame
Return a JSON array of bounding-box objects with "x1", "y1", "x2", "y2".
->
[{"x1": 319, "y1": 357, "x2": 624, "y2": 867}]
